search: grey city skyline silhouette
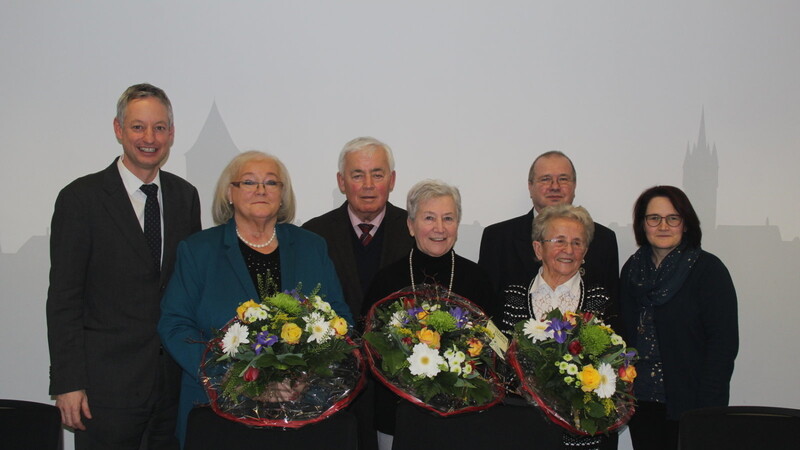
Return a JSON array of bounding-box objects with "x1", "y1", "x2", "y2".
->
[{"x1": 4, "y1": 107, "x2": 798, "y2": 407}]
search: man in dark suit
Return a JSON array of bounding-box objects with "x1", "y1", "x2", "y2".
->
[
  {"x1": 303, "y1": 137, "x2": 414, "y2": 325},
  {"x1": 46, "y1": 83, "x2": 201, "y2": 449},
  {"x1": 478, "y1": 151, "x2": 619, "y2": 318}
]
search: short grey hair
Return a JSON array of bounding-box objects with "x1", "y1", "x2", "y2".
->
[
  {"x1": 528, "y1": 150, "x2": 577, "y2": 183},
  {"x1": 337, "y1": 136, "x2": 395, "y2": 174},
  {"x1": 211, "y1": 151, "x2": 296, "y2": 225},
  {"x1": 532, "y1": 204, "x2": 594, "y2": 244},
  {"x1": 406, "y1": 179, "x2": 462, "y2": 224},
  {"x1": 116, "y1": 83, "x2": 173, "y2": 127}
]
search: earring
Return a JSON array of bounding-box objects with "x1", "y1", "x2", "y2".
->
[{"x1": 580, "y1": 260, "x2": 586, "y2": 276}]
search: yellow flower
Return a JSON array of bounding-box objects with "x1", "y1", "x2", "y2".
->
[
  {"x1": 280, "y1": 323, "x2": 303, "y2": 344},
  {"x1": 330, "y1": 316, "x2": 348, "y2": 336},
  {"x1": 619, "y1": 365, "x2": 637, "y2": 383},
  {"x1": 577, "y1": 364, "x2": 601, "y2": 392},
  {"x1": 467, "y1": 338, "x2": 483, "y2": 357},
  {"x1": 416, "y1": 327, "x2": 441, "y2": 349},
  {"x1": 236, "y1": 300, "x2": 261, "y2": 323},
  {"x1": 564, "y1": 311, "x2": 579, "y2": 325},
  {"x1": 416, "y1": 310, "x2": 430, "y2": 324}
]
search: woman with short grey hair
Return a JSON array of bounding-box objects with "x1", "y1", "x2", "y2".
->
[
  {"x1": 361, "y1": 179, "x2": 493, "y2": 450},
  {"x1": 499, "y1": 203, "x2": 619, "y2": 450}
]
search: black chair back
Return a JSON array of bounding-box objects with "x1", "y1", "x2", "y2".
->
[
  {"x1": 679, "y1": 405, "x2": 800, "y2": 450},
  {"x1": 0, "y1": 399, "x2": 63, "y2": 450}
]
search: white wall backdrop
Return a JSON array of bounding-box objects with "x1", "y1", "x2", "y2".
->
[{"x1": 2, "y1": 2, "x2": 798, "y2": 449}]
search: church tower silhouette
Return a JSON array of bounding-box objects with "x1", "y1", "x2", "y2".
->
[
  {"x1": 682, "y1": 109, "x2": 719, "y2": 231},
  {"x1": 185, "y1": 102, "x2": 241, "y2": 229}
]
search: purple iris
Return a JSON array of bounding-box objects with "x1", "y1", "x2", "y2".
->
[
  {"x1": 449, "y1": 307, "x2": 469, "y2": 328},
  {"x1": 621, "y1": 350, "x2": 637, "y2": 366},
  {"x1": 407, "y1": 307, "x2": 424, "y2": 319},
  {"x1": 285, "y1": 289, "x2": 304, "y2": 302},
  {"x1": 252, "y1": 332, "x2": 278, "y2": 355},
  {"x1": 545, "y1": 318, "x2": 574, "y2": 344}
]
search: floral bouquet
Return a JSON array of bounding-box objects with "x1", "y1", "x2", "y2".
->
[
  {"x1": 200, "y1": 284, "x2": 365, "y2": 428},
  {"x1": 363, "y1": 284, "x2": 504, "y2": 416},
  {"x1": 507, "y1": 310, "x2": 637, "y2": 435}
]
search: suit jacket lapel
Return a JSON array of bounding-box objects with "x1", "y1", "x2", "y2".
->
[
  {"x1": 516, "y1": 210, "x2": 539, "y2": 276},
  {"x1": 100, "y1": 161, "x2": 153, "y2": 266},
  {"x1": 331, "y1": 203, "x2": 360, "y2": 288},
  {"x1": 160, "y1": 174, "x2": 182, "y2": 282}
]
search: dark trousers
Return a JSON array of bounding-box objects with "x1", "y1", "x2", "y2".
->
[
  {"x1": 75, "y1": 351, "x2": 180, "y2": 450},
  {"x1": 628, "y1": 401, "x2": 679, "y2": 450}
]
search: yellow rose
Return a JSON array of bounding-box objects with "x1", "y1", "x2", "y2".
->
[
  {"x1": 330, "y1": 317, "x2": 348, "y2": 336},
  {"x1": 416, "y1": 310, "x2": 430, "y2": 324},
  {"x1": 577, "y1": 365, "x2": 601, "y2": 392},
  {"x1": 280, "y1": 323, "x2": 303, "y2": 344},
  {"x1": 467, "y1": 338, "x2": 483, "y2": 357},
  {"x1": 416, "y1": 327, "x2": 441, "y2": 349},
  {"x1": 237, "y1": 300, "x2": 261, "y2": 323}
]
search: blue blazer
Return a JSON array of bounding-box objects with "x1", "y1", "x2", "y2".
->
[{"x1": 158, "y1": 219, "x2": 351, "y2": 446}]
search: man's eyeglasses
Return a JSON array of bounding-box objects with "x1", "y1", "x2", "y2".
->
[
  {"x1": 533, "y1": 175, "x2": 574, "y2": 186},
  {"x1": 644, "y1": 214, "x2": 683, "y2": 227},
  {"x1": 230, "y1": 180, "x2": 284, "y2": 192},
  {"x1": 540, "y1": 238, "x2": 586, "y2": 250}
]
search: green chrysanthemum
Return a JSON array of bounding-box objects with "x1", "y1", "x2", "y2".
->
[
  {"x1": 267, "y1": 292, "x2": 303, "y2": 315},
  {"x1": 578, "y1": 325, "x2": 612, "y2": 356},
  {"x1": 425, "y1": 310, "x2": 457, "y2": 333}
]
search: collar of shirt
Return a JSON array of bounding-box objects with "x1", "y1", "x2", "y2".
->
[
  {"x1": 346, "y1": 204, "x2": 386, "y2": 238},
  {"x1": 529, "y1": 267, "x2": 582, "y2": 318},
  {"x1": 117, "y1": 156, "x2": 162, "y2": 229}
]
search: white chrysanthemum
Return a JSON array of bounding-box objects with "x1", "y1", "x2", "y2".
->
[
  {"x1": 523, "y1": 319, "x2": 553, "y2": 343},
  {"x1": 463, "y1": 363, "x2": 474, "y2": 376},
  {"x1": 595, "y1": 363, "x2": 618, "y2": 398},
  {"x1": 563, "y1": 354, "x2": 574, "y2": 362},
  {"x1": 449, "y1": 361, "x2": 463, "y2": 374},
  {"x1": 566, "y1": 363, "x2": 579, "y2": 375},
  {"x1": 243, "y1": 306, "x2": 268, "y2": 322},
  {"x1": 408, "y1": 343, "x2": 446, "y2": 379},
  {"x1": 444, "y1": 347, "x2": 466, "y2": 365},
  {"x1": 389, "y1": 311, "x2": 408, "y2": 327},
  {"x1": 305, "y1": 313, "x2": 334, "y2": 344},
  {"x1": 222, "y1": 323, "x2": 250, "y2": 357},
  {"x1": 610, "y1": 334, "x2": 625, "y2": 346},
  {"x1": 312, "y1": 296, "x2": 333, "y2": 314}
]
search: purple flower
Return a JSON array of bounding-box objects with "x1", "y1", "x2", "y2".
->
[
  {"x1": 285, "y1": 289, "x2": 305, "y2": 302},
  {"x1": 407, "y1": 307, "x2": 424, "y2": 319},
  {"x1": 252, "y1": 332, "x2": 279, "y2": 355},
  {"x1": 621, "y1": 350, "x2": 637, "y2": 366},
  {"x1": 449, "y1": 307, "x2": 469, "y2": 328},
  {"x1": 545, "y1": 318, "x2": 574, "y2": 344}
]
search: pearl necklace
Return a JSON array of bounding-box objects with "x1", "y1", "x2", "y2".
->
[
  {"x1": 236, "y1": 226, "x2": 277, "y2": 249},
  {"x1": 409, "y1": 248, "x2": 455, "y2": 295}
]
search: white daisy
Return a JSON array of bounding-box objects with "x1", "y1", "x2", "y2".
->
[
  {"x1": 523, "y1": 319, "x2": 553, "y2": 343},
  {"x1": 306, "y1": 313, "x2": 334, "y2": 344},
  {"x1": 221, "y1": 322, "x2": 250, "y2": 357},
  {"x1": 610, "y1": 334, "x2": 625, "y2": 346},
  {"x1": 595, "y1": 363, "x2": 618, "y2": 398},
  {"x1": 408, "y1": 343, "x2": 446, "y2": 379}
]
